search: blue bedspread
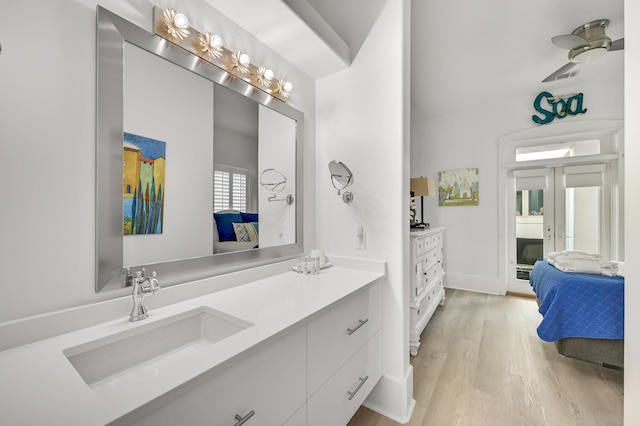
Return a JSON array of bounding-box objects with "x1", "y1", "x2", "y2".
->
[{"x1": 529, "y1": 260, "x2": 624, "y2": 342}]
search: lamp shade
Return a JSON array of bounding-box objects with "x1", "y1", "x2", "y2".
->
[{"x1": 410, "y1": 177, "x2": 436, "y2": 197}]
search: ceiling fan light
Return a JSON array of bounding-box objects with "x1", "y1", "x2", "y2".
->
[{"x1": 569, "y1": 46, "x2": 607, "y2": 63}]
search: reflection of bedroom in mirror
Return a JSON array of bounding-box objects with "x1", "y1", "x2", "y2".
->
[
  {"x1": 212, "y1": 84, "x2": 259, "y2": 254},
  {"x1": 96, "y1": 7, "x2": 304, "y2": 293}
]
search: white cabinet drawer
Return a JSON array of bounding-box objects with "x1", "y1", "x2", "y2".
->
[
  {"x1": 307, "y1": 331, "x2": 382, "y2": 426},
  {"x1": 411, "y1": 278, "x2": 443, "y2": 326},
  {"x1": 415, "y1": 236, "x2": 426, "y2": 255},
  {"x1": 423, "y1": 246, "x2": 442, "y2": 271},
  {"x1": 307, "y1": 282, "x2": 381, "y2": 396},
  {"x1": 125, "y1": 326, "x2": 306, "y2": 426},
  {"x1": 422, "y1": 235, "x2": 433, "y2": 252},
  {"x1": 283, "y1": 405, "x2": 307, "y2": 426},
  {"x1": 416, "y1": 257, "x2": 441, "y2": 298},
  {"x1": 430, "y1": 231, "x2": 443, "y2": 247},
  {"x1": 424, "y1": 262, "x2": 441, "y2": 289},
  {"x1": 413, "y1": 255, "x2": 424, "y2": 301}
]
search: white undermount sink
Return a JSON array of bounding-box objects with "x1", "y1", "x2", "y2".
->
[{"x1": 64, "y1": 306, "x2": 252, "y2": 386}]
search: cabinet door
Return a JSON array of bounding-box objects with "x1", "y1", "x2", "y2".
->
[{"x1": 126, "y1": 326, "x2": 306, "y2": 426}]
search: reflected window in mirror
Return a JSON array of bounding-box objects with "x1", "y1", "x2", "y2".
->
[{"x1": 214, "y1": 165, "x2": 249, "y2": 212}]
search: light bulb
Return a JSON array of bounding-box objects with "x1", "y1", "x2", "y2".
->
[
  {"x1": 173, "y1": 13, "x2": 189, "y2": 29},
  {"x1": 283, "y1": 81, "x2": 293, "y2": 92},
  {"x1": 209, "y1": 34, "x2": 223, "y2": 48},
  {"x1": 239, "y1": 53, "x2": 251, "y2": 66},
  {"x1": 264, "y1": 68, "x2": 274, "y2": 80}
]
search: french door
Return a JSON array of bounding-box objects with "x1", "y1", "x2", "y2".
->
[{"x1": 508, "y1": 164, "x2": 608, "y2": 294}]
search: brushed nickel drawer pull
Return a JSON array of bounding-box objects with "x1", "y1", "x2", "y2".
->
[
  {"x1": 347, "y1": 375, "x2": 369, "y2": 400},
  {"x1": 347, "y1": 319, "x2": 368, "y2": 335},
  {"x1": 234, "y1": 410, "x2": 255, "y2": 426}
]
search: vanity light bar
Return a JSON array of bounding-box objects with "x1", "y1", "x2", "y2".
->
[{"x1": 153, "y1": 7, "x2": 293, "y2": 101}]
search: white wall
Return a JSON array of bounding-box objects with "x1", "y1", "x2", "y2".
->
[
  {"x1": 412, "y1": 81, "x2": 623, "y2": 294},
  {"x1": 0, "y1": 0, "x2": 316, "y2": 323},
  {"x1": 624, "y1": 0, "x2": 639, "y2": 423},
  {"x1": 316, "y1": 0, "x2": 413, "y2": 421}
]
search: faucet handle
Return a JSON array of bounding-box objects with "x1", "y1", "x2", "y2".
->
[
  {"x1": 150, "y1": 271, "x2": 161, "y2": 293},
  {"x1": 124, "y1": 268, "x2": 133, "y2": 287}
]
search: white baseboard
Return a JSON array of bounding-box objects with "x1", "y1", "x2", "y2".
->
[
  {"x1": 363, "y1": 365, "x2": 416, "y2": 424},
  {"x1": 445, "y1": 272, "x2": 506, "y2": 295}
]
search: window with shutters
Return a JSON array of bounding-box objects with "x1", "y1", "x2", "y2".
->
[{"x1": 214, "y1": 164, "x2": 248, "y2": 212}]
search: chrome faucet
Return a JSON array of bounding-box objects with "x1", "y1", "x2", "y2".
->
[{"x1": 129, "y1": 269, "x2": 160, "y2": 322}]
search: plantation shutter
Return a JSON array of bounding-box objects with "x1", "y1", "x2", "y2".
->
[{"x1": 214, "y1": 164, "x2": 248, "y2": 212}]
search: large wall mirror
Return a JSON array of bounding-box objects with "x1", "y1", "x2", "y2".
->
[{"x1": 97, "y1": 7, "x2": 304, "y2": 292}]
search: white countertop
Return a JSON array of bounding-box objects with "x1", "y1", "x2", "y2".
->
[{"x1": 0, "y1": 263, "x2": 384, "y2": 425}]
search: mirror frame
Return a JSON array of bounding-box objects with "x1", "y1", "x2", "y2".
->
[{"x1": 96, "y1": 6, "x2": 304, "y2": 292}]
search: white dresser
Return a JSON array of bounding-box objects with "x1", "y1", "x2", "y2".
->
[{"x1": 409, "y1": 227, "x2": 446, "y2": 356}]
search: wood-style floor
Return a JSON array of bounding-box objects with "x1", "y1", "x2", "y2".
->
[{"x1": 348, "y1": 289, "x2": 624, "y2": 426}]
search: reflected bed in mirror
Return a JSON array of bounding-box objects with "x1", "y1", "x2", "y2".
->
[{"x1": 97, "y1": 7, "x2": 304, "y2": 293}]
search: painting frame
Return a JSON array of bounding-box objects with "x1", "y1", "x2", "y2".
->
[
  {"x1": 438, "y1": 168, "x2": 479, "y2": 206},
  {"x1": 123, "y1": 132, "x2": 167, "y2": 235}
]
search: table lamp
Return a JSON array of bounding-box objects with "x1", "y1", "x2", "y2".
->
[{"x1": 410, "y1": 177, "x2": 436, "y2": 229}]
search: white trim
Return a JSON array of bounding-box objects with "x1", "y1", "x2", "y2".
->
[
  {"x1": 444, "y1": 273, "x2": 504, "y2": 295},
  {"x1": 363, "y1": 365, "x2": 416, "y2": 423}
]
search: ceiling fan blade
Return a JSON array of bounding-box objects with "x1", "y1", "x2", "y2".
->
[
  {"x1": 542, "y1": 62, "x2": 577, "y2": 83},
  {"x1": 551, "y1": 34, "x2": 589, "y2": 50},
  {"x1": 609, "y1": 38, "x2": 624, "y2": 51}
]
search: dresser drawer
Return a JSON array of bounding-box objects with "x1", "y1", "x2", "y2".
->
[
  {"x1": 430, "y1": 231, "x2": 443, "y2": 247},
  {"x1": 307, "y1": 331, "x2": 382, "y2": 426},
  {"x1": 423, "y1": 246, "x2": 442, "y2": 271},
  {"x1": 415, "y1": 236, "x2": 427, "y2": 256},
  {"x1": 307, "y1": 282, "x2": 381, "y2": 396},
  {"x1": 411, "y1": 278, "x2": 443, "y2": 326},
  {"x1": 417, "y1": 259, "x2": 442, "y2": 297},
  {"x1": 424, "y1": 261, "x2": 442, "y2": 289}
]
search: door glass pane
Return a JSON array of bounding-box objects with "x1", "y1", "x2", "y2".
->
[
  {"x1": 565, "y1": 186, "x2": 600, "y2": 253},
  {"x1": 528, "y1": 190, "x2": 544, "y2": 215},
  {"x1": 515, "y1": 189, "x2": 544, "y2": 280},
  {"x1": 515, "y1": 139, "x2": 600, "y2": 161}
]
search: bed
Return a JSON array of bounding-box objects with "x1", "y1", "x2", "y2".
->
[
  {"x1": 529, "y1": 259, "x2": 624, "y2": 368},
  {"x1": 213, "y1": 210, "x2": 259, "y2": 254}
]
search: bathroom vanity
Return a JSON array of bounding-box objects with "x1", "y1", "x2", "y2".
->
[{"x1": 0, "y1": 261, "x2": 384, "y2": 425}]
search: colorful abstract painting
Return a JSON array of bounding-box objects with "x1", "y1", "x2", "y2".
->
[
  {"x1": 438, "y1": 168, "x2": 479, "y2": 206},
  {"x1": 123, "y1": 132, "x2": 166, "y2": 234}
]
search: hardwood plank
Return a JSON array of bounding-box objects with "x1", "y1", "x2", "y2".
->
[{"x1": 348, "y1": 289, "x2": 623, "y2": 425}]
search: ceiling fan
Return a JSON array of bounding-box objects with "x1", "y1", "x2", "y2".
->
[{"x1": 542, "y1": 19, "x2": 624, "y2": 83}]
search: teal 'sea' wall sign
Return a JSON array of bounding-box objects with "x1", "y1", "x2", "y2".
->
[{"x1": 532, "y1": 91, "x2": 587, "y2": 125}]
